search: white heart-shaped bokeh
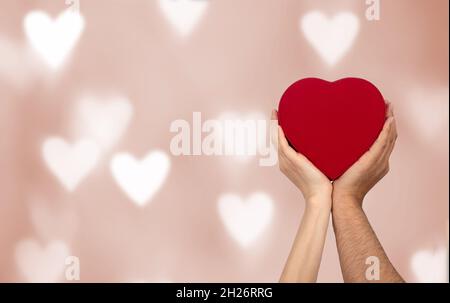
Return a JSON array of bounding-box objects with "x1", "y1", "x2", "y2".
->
[
  {"x1": 158, "y1": 0, "x2": 208, "y2": 37},
  {"x1": 24, "y1": 9, "x2": 85, "y2": 70},
  {"x1": 110, "y1": 151, "x2": 171, "y2": 207},
  {"x1": 218, "y1": 192, "x2": 273, "y2": 247},
  {"x1": 42, "y1": 137, "x2": 101, "y2": 191},
  {"x1": 15, "y1": 239, "x2": 70, "y2": 283},
  {"x1": 301, "y1": 11, "x2": 359, "y2": 66},
  {"x1": 411, "y1": 247, "x2": 448, "y2": 283},
  {"x1": 72, "y1": 95, "x2": 133, "y2": 150},
  {"x1": 406, "y1": 87, "x2": 449, "y2": 144}
]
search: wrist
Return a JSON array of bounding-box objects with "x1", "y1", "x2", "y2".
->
[
  {"x1": 306, "y1": 195, "x2": 332, "y2": 212},
  {"x1": 304, "y1": 182, "x2": 333, "y2": 201},
  {"x1": 332, "y1": 193, "x2": 364, "y2": 212}
]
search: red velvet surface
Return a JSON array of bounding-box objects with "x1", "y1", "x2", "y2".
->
[{"x1": 278, "y1": 78, "x2": 387, "y2": 180}]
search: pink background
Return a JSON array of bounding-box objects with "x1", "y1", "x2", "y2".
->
[{"x1": 0, "y1": 0, "x2": 448, "y2": 282}]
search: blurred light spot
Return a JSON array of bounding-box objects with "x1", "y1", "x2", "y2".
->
[
  {"x1": 407, "y1": 87, "x2": 449, "y2": 143},
  {"x1": 24, "y1": 9, "x2": 85, "y2": 70},
  {"x1": 15, "y1": 239, "x2": 70, "y2": 283},
  {"x1": 218, "y1": 192, "x2": 273, "y2": 248},
  {"x1": 72, "y1": 95, "x2": 133, "y2": 151},
  {"x1": 301, "y1": 11, "x2": 359, "y2": 66},
  {"x1": 411, "y1": 246, "x2": 449, "y2": 283},
  {"x1": 110, "y1": 151, "x2": 171, "y2": 207},
  {"x1": 158, "y1": 0, "x2": 208, "y2": 38},
  {"x1": 42, "y1": 137, "x2": 101, "y2": 191}
]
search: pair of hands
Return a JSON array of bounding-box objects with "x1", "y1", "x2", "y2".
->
[{"x1": 273, "y1": 103, "x2": 397, "y2": 209}]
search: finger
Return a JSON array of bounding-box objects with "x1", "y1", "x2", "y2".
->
[
  {"x1": 384, "y1": 100, "x2": 393, "y2": 118},
  {"x1": 295, "y1": 151, "x2": 317, "y2": 169},
  {"x1": 384, "y1": 100, "x2": 390, "y2": 118},
  {"x1": 373, "y1": 117, "x2": 393, "y2": 148},
  {"x1": 278, "y1": 126, "x2": 297, "y2": 158},
  {"x1": 373, "y1": 102, "x2": 395, "y2": 162},
  {"x1": 277, "y1": 125, "x2": 288, "y2": 152},
  {"x1": 376, "y1": 117, "x2": 397, "y2": 169},
  {"x1": 392, "y1": 115, "x2": 398, "y2": 139},
  {"x1": 368, "y1": 117, "x2": 394, "y2": 158},
  {"x1": 271, "y1": 109, "x2": 278, "y2": 121},
  {"x1": 384, "y1": 117, "x2": 398, "y2": 158},
  {"x1": 270, "y1": 111, "x2": 279, "y2": 150},
  {"x1": 276, "y1": 125, "x2": 283, "y2": 155}
]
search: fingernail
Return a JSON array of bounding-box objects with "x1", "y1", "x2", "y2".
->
[{"x1": 272, "y1": 109, "x2": 279, "y2": 121}]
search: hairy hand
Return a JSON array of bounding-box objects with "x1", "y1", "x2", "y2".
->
[{"x1": 333, "y1": 103, "x2": 398, "y2": 206}]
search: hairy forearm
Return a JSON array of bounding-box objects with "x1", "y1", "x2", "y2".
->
[
  {"x1": 280, "y1": 198, "x2": 331, "y2": 283},
  {"x1": 332, "y1": 197, "x2": 404, "y2": 283}
]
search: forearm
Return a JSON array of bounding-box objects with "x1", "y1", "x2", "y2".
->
[
  {"x1": 332, "y1": 196, "x2": 404, "y2": 283},
  {"x1": 280, "y1": 197, "x2": 331, "y2": 283}
]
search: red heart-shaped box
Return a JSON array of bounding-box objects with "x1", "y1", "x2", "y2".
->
[{"x1": 278, "y1": 78, "x2": 387, "y2": 180}]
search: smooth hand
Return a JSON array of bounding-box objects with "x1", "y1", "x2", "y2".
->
[{"x1": 272, "y1": 110, "x2": 332, "y2": 204}]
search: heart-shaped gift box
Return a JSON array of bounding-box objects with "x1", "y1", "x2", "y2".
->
[{"x1": 278, "y1": 78, "x2": 387, "y2": 180}]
